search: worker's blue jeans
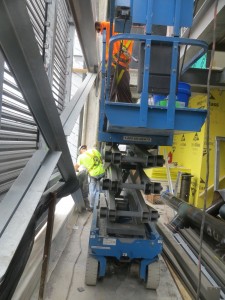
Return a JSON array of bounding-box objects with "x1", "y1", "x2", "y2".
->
[{"x1": 89, "y1": 177, "x2": 100, "y2": 208}]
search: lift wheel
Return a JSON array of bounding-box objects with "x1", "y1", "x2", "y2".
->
[
  {"x1": 85, "y1": 255, "x2": 99, "y2": 286},
  {"x1": 146, "y1": 261, "x2": 160, "y2": 290}
]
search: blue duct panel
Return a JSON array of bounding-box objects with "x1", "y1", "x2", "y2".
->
[
  {"x1": 132, "y1": 0, "x2": 193, "y2": 28},
  {"x1": 115, "y1": 0, "x2": 130, "y2": 6}
]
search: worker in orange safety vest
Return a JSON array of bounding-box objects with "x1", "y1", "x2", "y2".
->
[{"x1": 95, "y1": 21, "x2": 134, "y2": 103}]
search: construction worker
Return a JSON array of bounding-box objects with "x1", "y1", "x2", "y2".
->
[
  {"x1": 95, "y1": 21, "x2": 134, "y2": 103},
  {"x1": 74, "y1": 145, "x2": 105, "y2": 211},
  {"x1": 76, "y1": 165, "x2": 90, "y2": 211}
]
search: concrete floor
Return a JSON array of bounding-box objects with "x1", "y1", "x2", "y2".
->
[{"x1": 43, "y1": 205, "x2": 182, "y2": 300}]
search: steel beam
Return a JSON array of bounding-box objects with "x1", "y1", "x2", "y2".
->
[
  {"x1": 67, "y1": 0, "x2": 98, "y2": 72},
  {"x1": 0, "y1": 150, "x2": 61, "y2": 281},
  {"x1": 180, "y1": 68, "x2": 225, "y2": 92},
  {"x1": 180, "y1": 228, "x2": 225, "y2": 295},
  {"x1": 0, "y1": 150, "x2": 49, "y2": 236},
  {"x1": 0, "y1": 0, "x2": 79, "y2": 187},
  {"x1": 156, "y1": 222, "x2": 221, "y2": 300},
  {"x1": 61, "y1": 73, "x2": 97, "y2": 136},
  {"x1": 180, "y1": 0, "x2": 225, "y2": 68},
  {"x1": 64, "y1": 17, "x2": 75, "y2": 105}
]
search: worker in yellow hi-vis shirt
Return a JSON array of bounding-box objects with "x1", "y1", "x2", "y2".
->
[{"x1": 74, "y1": 145, "x2": 105, "y2": 211}]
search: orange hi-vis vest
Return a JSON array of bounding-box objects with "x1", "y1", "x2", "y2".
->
[
  {"x1": 112, "y1": 39, "x2": 133, "y2": 69},
  {"x1": 99, "y1": 21, "x2": 133, "y2": 69}
]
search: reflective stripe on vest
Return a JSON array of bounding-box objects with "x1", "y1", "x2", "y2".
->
[
  {"x1": 85, "y1": 150, "x2": 102, "y2": 174},
  {"x1": 112, "y1": 40, "x2": 132, "y2": 66},
  {"x1": 116, "y1": 68, "x2": 125, "y2": 85}
]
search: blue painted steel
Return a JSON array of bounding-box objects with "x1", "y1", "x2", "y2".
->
[
  {"x1": 89, "y1": 213, "x2": 162, "y2": 280},
  {"x1": 98, "y1": 131, "x2": 174, "y2": 146},
  {"x1": 174, "y1": 0, "x2": 182, "y2": 36},
  {"x1": 140, "y1": 259, "x2": 152, "y2": 280},
  {"x1": 145, "y1": 0, "x2": 154, "y2": 34},
  {"x1": 131, "y1": 0, "x2": 193, "y2": 29},
  {"x1": 106, "y1": 34, "x2": 202, "y2": 101},
  {"x1": 105, "y1": 35, "x2": 207, "y2": 92},
  {"x1": 94, "y1": 0, "x2": 208, "y2": 283},
  {"x1": 167, "y1": 42, "x2": 179, "y2": 129},
  {"x1": 95, "y1": 255, "x2": 107, "y2": 277},
  {"x1": 99, "y1": 33, "x2": 208, "y2": 146},
  {"x1": 89, "y1": 232, "x2": 162, "y2": 260},
  {"x1": 115, "y1": 0, "x2": 130, "y2": 7},
  {"x1": 140, "y1": 39, "x2": 151, "y2": 126},
  {"x1": 106, "y1": 34, "x2": 208, "y2": 102},
  {"x1": 104, "y1": 103, "x2": 207, "y2": 131}
]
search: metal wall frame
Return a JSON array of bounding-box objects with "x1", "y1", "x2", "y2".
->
[
  {"x1": 0, "y1": 0, "x2": 96, "y2": 297},
  {"x1": 0, "y1": 0, "x2": 98, "y2": 297},
  {"x1": 0, "y1": 0, "x2": 76, "y2": 196}
]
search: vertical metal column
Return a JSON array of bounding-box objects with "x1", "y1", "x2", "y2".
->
[
  {"x1": 64, "y1": 16, "x2": 75, "y2": 105},
  {"x1": 140, "y1": 39, "x2": 151, "y2": 127},
  {"x1": 43, "y1": 0, "x2": 58, "y2": 86}
]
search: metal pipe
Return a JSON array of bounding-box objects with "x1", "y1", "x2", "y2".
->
[
  {"x1": 161, "y1": 192, "x2": 225, "y2": 244},
  {"x1": 219, "y1": 204, "x2": 225, "y2": 220},
  {"x1": 180, "y1": 173, "x2": 192, "y2": 202},
  {"x1": 206, "y1": 197, "x2": 224, "y2": 216}
]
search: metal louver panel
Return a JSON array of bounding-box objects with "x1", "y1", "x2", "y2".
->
[
  {"x1": 52, "y1": 0, "x2": 70, "y2": 112},
  {"x1": 0, "y1": 0, "x2": 47, "y2": 195},
  {"x1": 26, "y1": 0, "x2": 46, "y2": 55},
  {"x1": 0, "y1": 62, "x2": 38, "y2": 195},
  {"x1": 0, "y1": 0, "x2": 74, "y2": 195}
]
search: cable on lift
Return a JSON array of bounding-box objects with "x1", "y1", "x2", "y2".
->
[{"x1": 196, "y1": 1, "x2": 219, "y2": 299}]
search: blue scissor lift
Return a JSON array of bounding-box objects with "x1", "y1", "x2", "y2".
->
[{"x1": 85, "y1": 0, "x2": 208, "y2": 289}]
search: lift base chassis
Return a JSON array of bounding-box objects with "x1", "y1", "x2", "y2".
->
[{"x1": 85, "y1": 198, "x2": 163, "y2": 289}]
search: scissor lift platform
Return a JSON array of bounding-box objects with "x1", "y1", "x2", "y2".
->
[{"x1": 98, "y1": 102, "x2": 207, "y2": 146}]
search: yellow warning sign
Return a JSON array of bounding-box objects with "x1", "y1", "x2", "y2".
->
[{"x1": 159, "y1": 89, "x2": 225, "y2": 208}]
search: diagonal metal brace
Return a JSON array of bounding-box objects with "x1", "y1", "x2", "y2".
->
[{"x1": 0, "y1": 0, "x2": 79, "y2": 188}]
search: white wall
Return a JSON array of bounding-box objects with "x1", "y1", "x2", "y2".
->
[{"x1": 67, "y1": 32, "x2": 84, "y2": 163}]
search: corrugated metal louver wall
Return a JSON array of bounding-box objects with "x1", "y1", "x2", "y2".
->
[
  {"x1": 52, "y1": 0, "x2": 70, "y2": 112},
  {"x1": 0, "y1": 60, "x2": 38, "y2": 195},
  {"x1": 0, "y1": 0, "x2": 46, "y2": 194},
  {"x1": 0, "y1": 0, "x2": 73, "y2": 195},
  {"x1": 26, "y1": 0, "x2": 46, "y2": 56}
]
